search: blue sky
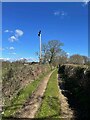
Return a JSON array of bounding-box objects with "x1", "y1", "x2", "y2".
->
[{"x1": 2, "y1": 2, "x2": 88, "y2": 61}]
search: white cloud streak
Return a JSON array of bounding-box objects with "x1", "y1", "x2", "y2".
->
[
  {"x1": 54, "y1": 10, "x2": 67, "y2": 17},
  {"x1": 4, "y1": 30, "x2": 13, "y2": 33},
  {"x1": 12, "y1": 52, "x2": 16, "y2": 55},
  {"x1": 4, "y1": 30, "x2": 9, "y2": 32},
  {"x1": 5, "y1": 29, "x2": 24, "y2": 42},
  {"x1": 67, "y1": 52, "x2": 70, "y2": 56},
  {"x1": 9, "y1": 47, "x2": 15, "y2": 50},
  {"x1": 15, "y1": 29, "x2": 24, "y2": 37},
  {"x1": 9, "y1": 36, "x2": 17, "y2": 42},
  {"x1": 54, "y1": 11, "x2": 60, "y2": 16},
  {"x1": 0, "y1": 58, "x2": 11, "y2": 61},
  {"x1": 0, "y1": 47, "x2": 15, "y2": 51},
  {"x1": 20, "y1": 57, "x2": 37, "y2": 62},
  {"x1": 9, "y1": 52, "x2": 17, "y2": 55},
  {"x1": 0, "y1": 57, "x2": 38, "y2": 62}
]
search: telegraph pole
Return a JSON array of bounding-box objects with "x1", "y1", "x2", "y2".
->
[
  {"x1": 38, "y1": 30, "x2": 42, "y2": 63},
  {"x1": 40, "y1": 33, "x2": 42, "y2": 63}
]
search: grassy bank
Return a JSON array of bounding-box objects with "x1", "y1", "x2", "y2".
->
[
  {"x1": 3, "y1": 70, "x2": 51, "y2": 117},
  {"x1": 58, "y1": 65, "x2": 90, "y2": 119},
  {"x1": 36, "y1": 70, "x2": 61, "y2": 118},
  {"x1": 2, "y1": 62, "x2": 50, "y2": 106}
]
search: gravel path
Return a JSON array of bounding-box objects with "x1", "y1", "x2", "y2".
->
[{"x1": 16, "y1": 70, "x2": 54, "y2": 118}]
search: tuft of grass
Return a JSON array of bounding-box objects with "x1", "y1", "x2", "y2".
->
[
  {"x1": 3, "y1": 71, "x2": 50, "y2": 117},
  {"x1": 36, "y1": 70, "x2": 61, "y2": 118}
]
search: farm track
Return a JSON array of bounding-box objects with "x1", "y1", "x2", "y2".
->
[{"x1": 15, "y1": 70, "x2": 55, "y2": 118}]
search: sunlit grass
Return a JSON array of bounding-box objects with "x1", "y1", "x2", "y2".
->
[
  {"x1": 36, "y1": 70, "x2": 61, "y2": 118},
  {"x1": 3, "y1": 71, "x2": 50, "y2": 117}
]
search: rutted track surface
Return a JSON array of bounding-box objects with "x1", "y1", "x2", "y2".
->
[{"x1": 14, "y1": 70, "x2": 54, "y2": 118}]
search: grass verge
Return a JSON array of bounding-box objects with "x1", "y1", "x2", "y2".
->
[
  {"x1": 36, "y1": 70, "x2": 61, "y2": 118},
  {"x1": 3, "y1": 70, "x2": 51, "y2": 117}
]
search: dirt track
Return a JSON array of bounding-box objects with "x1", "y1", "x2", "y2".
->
[
  {"x1": 13, "y1": 70, "x2": 74, "y2": 119},
  {"x1": 15, "y1": 70, "x2": 54, "y2": 118}
]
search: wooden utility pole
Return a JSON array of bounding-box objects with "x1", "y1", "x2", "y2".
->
[{"x1": 38, "y1": 30, "x2": 42, "y2": 63}]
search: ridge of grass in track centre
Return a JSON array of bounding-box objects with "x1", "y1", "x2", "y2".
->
[{"x1": 36, "y1": 69, "x2": 61, "y2": 118}]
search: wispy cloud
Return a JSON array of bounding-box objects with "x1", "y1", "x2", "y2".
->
[
  {"x1": 0, "y1": 57, "x2": 17, "y2": 62},
  {"x1": 0, "y1": 57, "x2": 37, "y2": 62},
  {"x1": 9, "y1": 36, "x2": 17, "y2": 42},
  {"x1": 4, "y1": 30, "x2": 9, "y2": 32},
  {"x1": 15, "y1": 29, "x2": 24, "y2": 37},
  {"x1": 0, "y1": 58, "x2": 11, "y2": 61},
  {"x1": 12, "y1": 52, "x2": 16, "y2": 55},
  {"x1": 54, "y1": 11, "x2": 60, "y2": 16},
  {"x1": 20, "y1": 57, "x2": 37, "y2": 62},
  {"x1": 9, "y1": 52, "x2": 17, "y2": 55},
  {"x1": 4, "y1": 30, "x2": 13, "y2": 33},
  {"x1": 67, "y1": 52, "x2": 70, "y2": 55},
  {"x1": 0, "y1": 46, "x2": 15, "y2": 52},
  {"x1": 9, "y1": 47, "x2": 15, "y2": 50},
  {"x1": 67, "y1": 53, "x2": 70, "y2": 55},
  {"x1": 54, "y1": 10, "x2": 67, "y2": 18},
  {"x1": 6, "y1": 47, "x2": 15, "y2": 50},
  {"x1": 5, "y1": 29, "x2": 24, "y2": 42}
]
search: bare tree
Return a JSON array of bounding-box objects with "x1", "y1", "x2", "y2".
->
[
  {"x1": 55, "y1": 50, "x2": 68, "y2": 65},
  {"x1": 69, "y1": 54, "x2": 84, "y2": 64},
  {"x1": 42, "y1": 40, "x2": 63, "y2": 65}
]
